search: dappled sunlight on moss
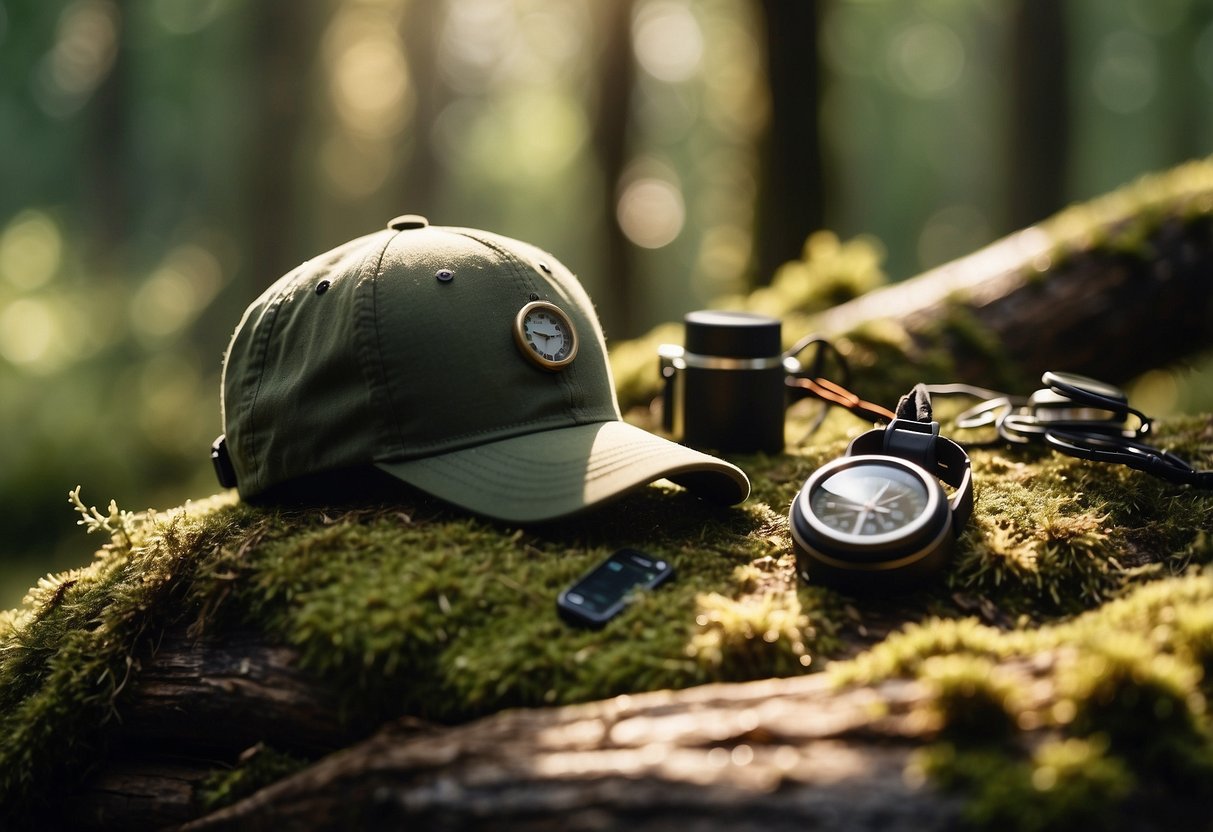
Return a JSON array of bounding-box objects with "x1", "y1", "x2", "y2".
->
[
  {"x1": 830, "y1": 566, "x2": 1213, "y2": 826},
  {"x1": 686, "y1": 588, "x2": 815, "y2": 679},
  {"x1": 1042, "y1": 159, "x2": 1213, "y2": 261},
  {"x1": 1055, "y1": 633, "x2": 1209, "y2": 758},
  {"x1": 918, "y1": 654, "x2": 1023, "y2": 744}
]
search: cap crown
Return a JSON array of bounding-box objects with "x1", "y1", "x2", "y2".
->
[{"x1": 221, "y1": 218, "x2": 620, "y2": 497}]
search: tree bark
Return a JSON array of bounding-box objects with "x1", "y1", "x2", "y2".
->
[
  {"x1": 813, "y1": 214, "x2": 1213, "y2": 393},
  {"x1": 119, "y1": 630, "x2": 356, "y2": 755},
  {"x1": 243, "y1": 0, "x2": 324, "y2": 291},
  {"x1": 754, "y1": 0, "x2": 824, "y2": 285},
  {"x1": 71, "y1": 626, "x2": 981, "y2": 832},
  {"x1": 1006, "y1": 0, "x2": 1069, "y2": 231},
  {"x1": 591, "y1": 0, "x2": 638, "y2": 340}
]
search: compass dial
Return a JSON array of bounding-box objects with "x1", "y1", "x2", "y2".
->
[
  {"x1": 809, "y1": 463, "x2": 930, "y2": 538},
  {"x1": 514, "y1": 301, "x2": 578, "y2": 370}
]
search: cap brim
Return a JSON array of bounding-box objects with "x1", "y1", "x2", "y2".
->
[{"x1": 375, "y1": 420, "x2": 750, "y2": 523}]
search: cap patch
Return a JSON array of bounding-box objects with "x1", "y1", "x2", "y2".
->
[{"x1": 513, "y1": 300, "x2": 578, "y2": 371}]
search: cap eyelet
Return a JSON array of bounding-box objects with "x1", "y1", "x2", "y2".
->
[
  {"x1": 528, "y1": 292, "x2": 540, "y2": 301},
  {"x1": 436, "y1": 269, "x2": 454, "y2": 283},
  {"x1": 315, "y1": 280, "x2": 331, "y2": 296}
]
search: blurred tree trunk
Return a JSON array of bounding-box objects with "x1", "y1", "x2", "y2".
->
[
  {"x1": 592, "y1": 0, "x2": 637, "y2": 339},
  {"x1": 398, "y1": 0, "x2": 445, "y2": 214},
  {"x1": 753, "y1": 0, "x2": 824, "y2": 285},
  {"x1": 244, "y1": 1, "x2": 323, "y2": 290},
  {"x1": 1006, "y1": 0, "x2": 1069, "y2": 230},
  {"x1": 86, "y1": 0, "x2": 130, "y2": 272},
  {"x1": 1163, "y1": 3, "x2": 1213, "y2": 164}
]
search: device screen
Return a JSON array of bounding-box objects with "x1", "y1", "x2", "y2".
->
[{"x1": 558, "y1": 548, "x2": 672, "y2": 625}]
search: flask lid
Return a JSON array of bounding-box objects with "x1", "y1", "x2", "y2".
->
[{"x1": 684, "y1": 310, "x2": 781, "y2": 359}]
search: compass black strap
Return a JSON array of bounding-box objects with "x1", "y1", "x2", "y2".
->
[{"x1": 847, "y1": 419, "x2": 974, "y2": 535}]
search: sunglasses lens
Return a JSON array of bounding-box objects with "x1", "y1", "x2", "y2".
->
[{"x1": 1042, "y1": 370, "x2": 1127, "y2": 408}]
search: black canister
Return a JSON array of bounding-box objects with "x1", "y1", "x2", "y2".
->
[{"x1": 660, "y1": 310, "x2": 786, "y2": 454}]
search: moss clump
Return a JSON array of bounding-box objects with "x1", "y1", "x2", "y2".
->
[
  {"x1": 919, "y1": 738, "x2": 1135, "y2": 832},
  {"x1": 188, "y1": 490, "x2": 835, "y2": 720},
  {"x1": 1040, "y1": 158, "x2": 1213, "y2": 262},
  {"x1": 0, "y1": 491, "x2": 260, "y2": 821},
  {"x1": 687, "y1": 584, "x2": 816, "y2": 679},
  {"x1": 197, "y1": 744, "x2": 309, "y2": 813},
  {"x1": 832, "y1": 567, "x2": 1213, "y2": 827},
  {"x1": 918, "y1": 654, "x2": 1023, "y2": 744},
  {"x1": 0, "y1": 484, "x2": 834, "y2": 822},
  {"x1": 1054, "y1": 633, "x2": 1213, "y2": 788},
  {"x1": 943, "y1": 413, "x2": 1213, "y2": 619}
]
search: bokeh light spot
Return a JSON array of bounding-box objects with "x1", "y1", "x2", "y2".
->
[
  {"x1": 324, "y1": 9, "x2": 414, "y2": 139},
  {"x1": 1091, "y1": 30, "x2": 1157, "y2": 114},
  {"x1": 0, "y1": 211, "x2": 63, "y2": 291},
  {"x1": 440, "y1": 0, "x2": 518, "y2": 91},
  {"x1": 618, "y1": 176, "x2": 685, "y2": 249},
  {"x1": 130, "y1": 244, "x2": 224, "y2": 342},
  {"x1": 0, "y1": 299, "x2": 58, "y2": 372},
  {"x1": 887, "y1": 21, "x2": 965, "y2": 98},
  {"x1": 633, "y1": 0, "x2": 704, "y2": 84},
  {"x1": 34, "y1": 0, "x2": 119, "y2": 118},
  {"x1": 454, "y1": 93, "x2": 589, "y2": 181}
]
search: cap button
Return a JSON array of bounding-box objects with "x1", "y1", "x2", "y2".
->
[{"x1": 388, "y1": 214, "x2": 429, "y2": 230}]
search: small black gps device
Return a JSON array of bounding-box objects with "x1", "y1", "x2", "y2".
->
[{"x1": 557, "y1": 548, "x2": 674, "y2": 628}]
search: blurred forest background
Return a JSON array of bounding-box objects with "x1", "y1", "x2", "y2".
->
[{"x1": 2, "y1": 0, "x2": 1213, "y2": 607}]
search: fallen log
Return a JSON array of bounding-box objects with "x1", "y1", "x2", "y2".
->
[
  {"x1": 118, "y1": 630, "x2": 355, "y2": 755},
  {"x1": 83, "y1": 643, "x2": 970, "y2": 832},
  {"x1": 609, "y1": 159, "x2": 1213, "y2": 409},
  {"x1": 817, "y1": 210, "x2": 1213, "y2": 395}
]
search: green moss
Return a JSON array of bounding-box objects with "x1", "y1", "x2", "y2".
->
[
  {"x1": 1054, "y1": 633, "x2": 1213, "y2": 787},
  {"x1": 918, "y1": 654, "x2": 1023, "y2": 744},
  {"x1": 0, "y1": 483, "x2": 835, "y2": 820},
  {"x1": 830, "y1": 565, "x2": 1213, "y2": 824},
  {"x1": 919, "y1": 738, "x2": 1136, "y2": 832},
  {"x1": 197, "y1": 744, "x2": 309, "y2": 813},
  {"x1": 0, "y1": 492, "x2": 261, "y2": 820},
  {"x1": 1039, "y1": 158, "x2": 1213, "y2": 263}
]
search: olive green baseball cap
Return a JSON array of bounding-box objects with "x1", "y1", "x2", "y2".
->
[{"x1": 212, "y1": 215, "x2": 749, "y2": 522}]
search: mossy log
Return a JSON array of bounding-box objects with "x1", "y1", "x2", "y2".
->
[
  {"x1": 6, "y1": 162, "x2": 1213, "y2": 832},
  {"x1": 610, "y1": 159, "x2": 1213, "y2": 411},
  {"x1": 816, "y1": 211, "x2": 1213, "y2": 394},
  {"x1": 175, "y1": 673, "x2": 960, "y2": 832}
]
